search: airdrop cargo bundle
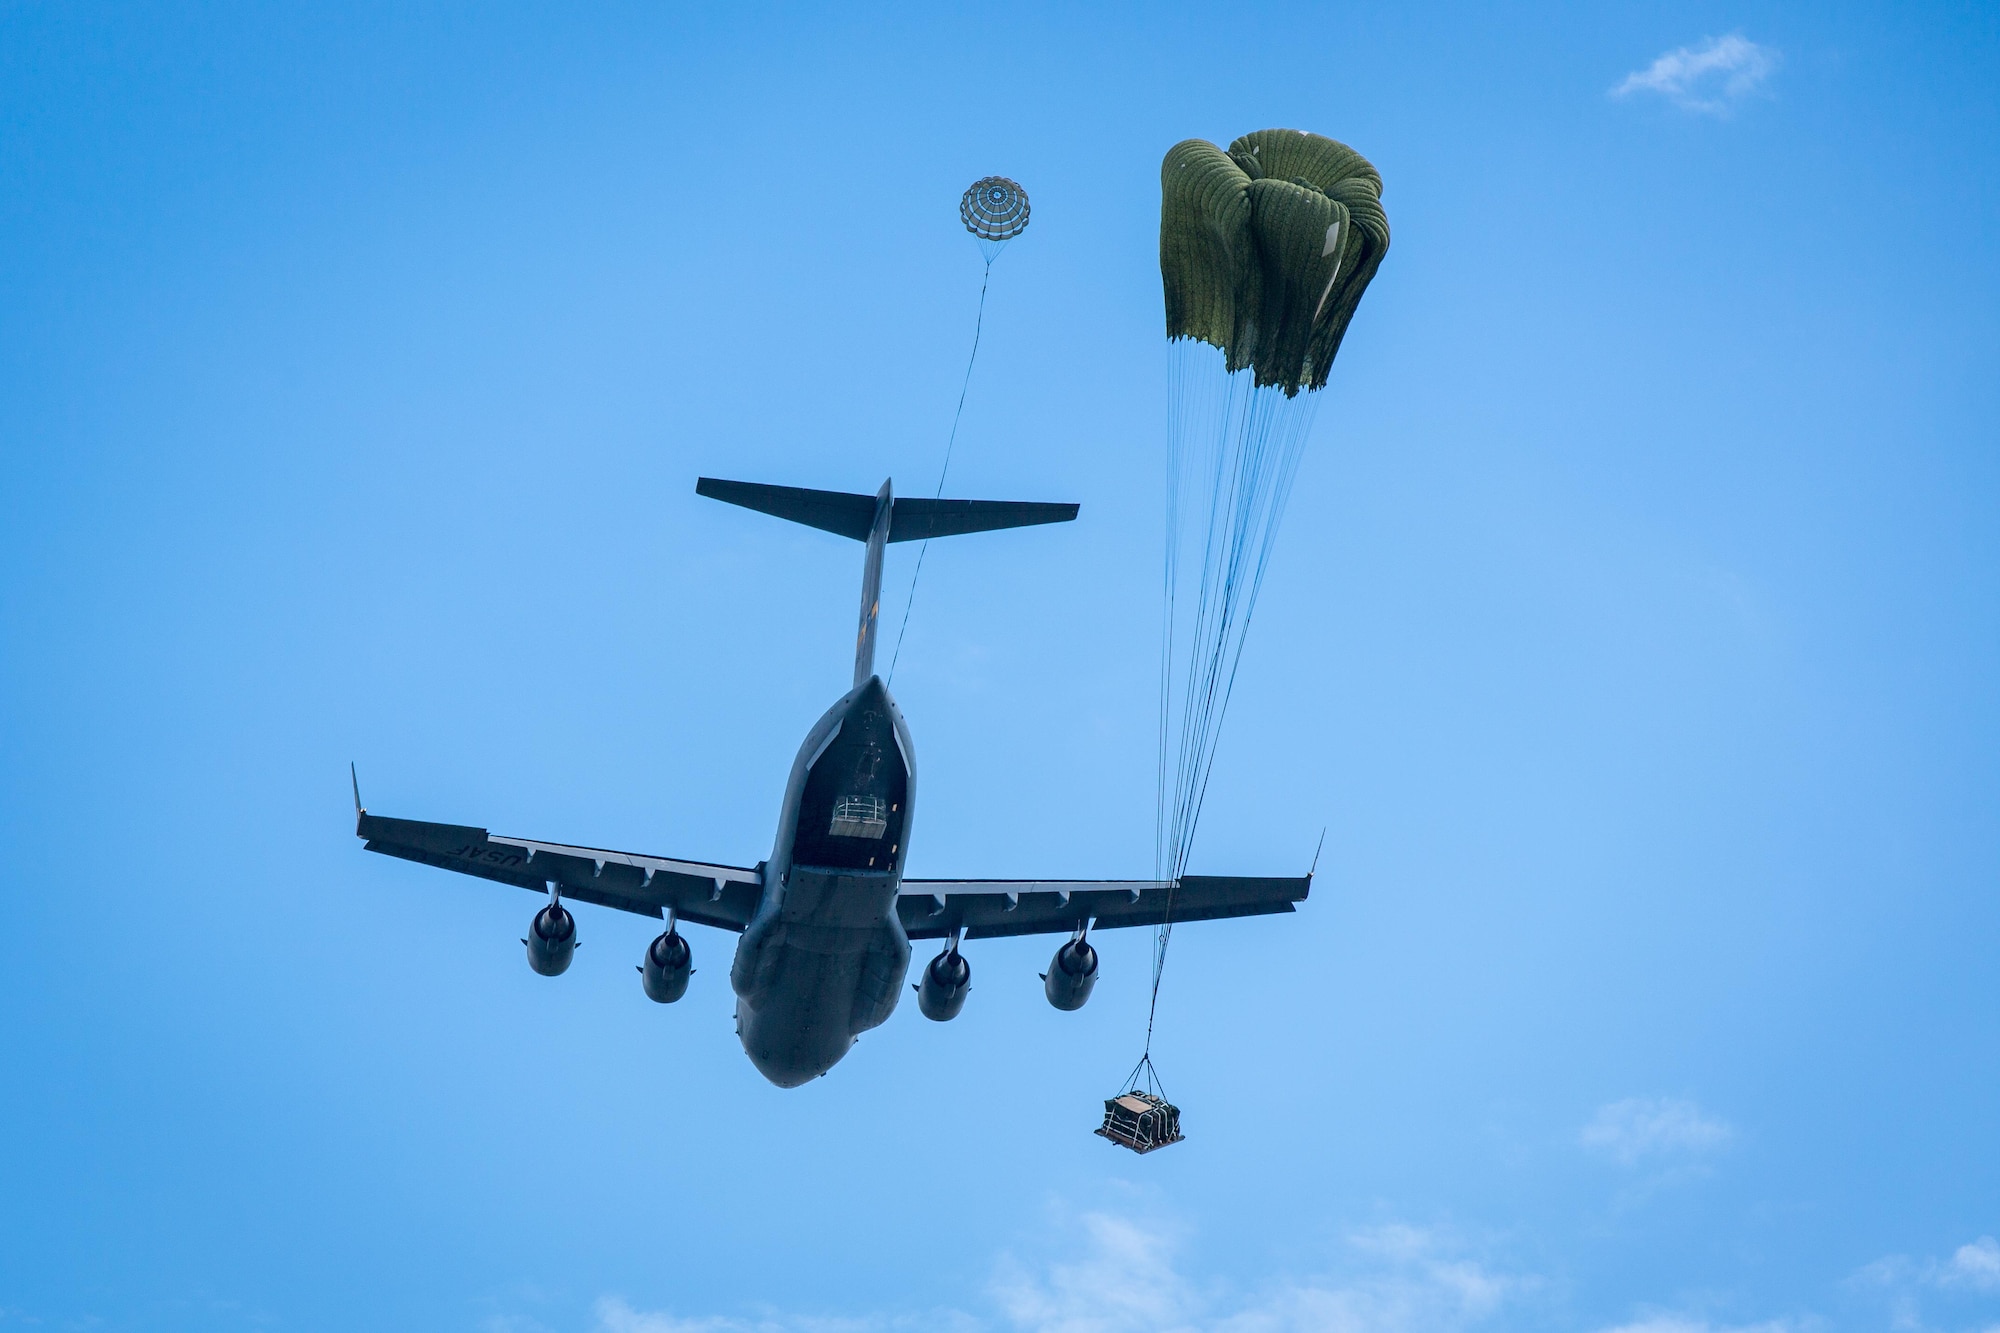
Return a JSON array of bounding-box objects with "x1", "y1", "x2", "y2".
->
[{"x1": 1097, "y1": 1090, "x2": 1184, "y2": 1154}]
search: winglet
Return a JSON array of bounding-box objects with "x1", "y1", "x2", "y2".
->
[
  {"x1": 351, "y1": 763, "x2": 365, "y2": 820},
  {"x1": 1308, "y1": 826, "x2": 1326, "y2": 880}
]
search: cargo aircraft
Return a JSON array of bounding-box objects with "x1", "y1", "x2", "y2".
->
[{"x1": 354, "y1": 477, "x2": 1309, "y2": 1087}]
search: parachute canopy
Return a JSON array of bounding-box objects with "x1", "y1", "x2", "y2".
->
[
  {"x1": 961, "y1": 176, "x2": 1030, "y2": 242},
  {"x1": 1161, "y1": 129, "x2": 1390, "y2": 395}
]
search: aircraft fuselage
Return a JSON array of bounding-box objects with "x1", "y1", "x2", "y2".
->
[{"x1": 728, "y1": 674, "x2": 916, "y2": 1086}]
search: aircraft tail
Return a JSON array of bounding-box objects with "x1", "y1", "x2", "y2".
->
[
  {"x1": 695, "y1": 478, "x2": 1077, "y2": 542},
  {"x1": 696, "y1": 477, "x2": 1078, "y2": 688}
]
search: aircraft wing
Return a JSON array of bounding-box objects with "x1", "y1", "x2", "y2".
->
[
  {"x1": 895, "y1": 875, "x2": 1310, "y2": 941},
  {"x1": 355, "y1": 810, "x2": 763, "y2": 932}
]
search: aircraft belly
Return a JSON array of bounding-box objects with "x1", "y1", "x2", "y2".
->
[
  {"x1": 736, "y1": 944, "x2": 860, "y2": 1088},
  {"x1": 732, "y1": 911, "x2": 911, "y2": 1087}
]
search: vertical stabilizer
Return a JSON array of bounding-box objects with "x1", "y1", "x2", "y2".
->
[{"x1": 853, "y1": 479, "x2": 892, "y2": 687}]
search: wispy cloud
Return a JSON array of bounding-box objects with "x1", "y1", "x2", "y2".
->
[
  {"x1": 992, "y1": 1212, "x2": 1196, "y2": 1333},
  {"x1": 484, "y1": 1317, "x2": 559, "y2": 1333},
  {"x1": 1940, "y1": 1237, "x2": 2000, "y2": 1292},
  {"x1": 1581, "y1": 1098, "x2": 1734, "y2": 1165},
  {"x1": 594, "y1": 1297, "x2": 963, "y2": 1333},
  {"x1": 1592, "y1": 1318, "x2": 1797, "y2": 1333},
  {"x1": 1853, "y1": 1236, "x2": 2000, "y2": 1295},
  {"x1": 596, "y1": 1213, "x2": 1531, "y2": 1333},
  {"x1": 1612, "y1": 35, "x2": 1779, "y2": 115},
  {"x1": 994, "y1": 1214, "x2": 1527, "y2": 1333},
  {"x1": 1847, "y1": 1235, "x2": 2000, "y2": 1330},
  {"x1": 596, "y1": 1303, "x2": 765, "y2": 1333}
]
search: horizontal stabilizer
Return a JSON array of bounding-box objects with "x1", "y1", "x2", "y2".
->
[
  {"x1": 696, "y1": 478, "x2": 877, "y2": 540},
  {"x1": 697, "y1": 478, "x2": 1076, "y2": 542},
  {"x1": 887, "y1": 496, "x2": 1078, "y2": 542}
]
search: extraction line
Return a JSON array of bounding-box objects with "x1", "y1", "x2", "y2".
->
[{"x1": 886, "y1": 254, "x2": 995, "y2": 685}]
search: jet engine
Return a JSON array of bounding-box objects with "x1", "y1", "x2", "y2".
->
[
  {"x1": 524, "y1": 901, "x2": 577, "y2": 976},
  {"x1": 1042, "y1": 936, "x2": 1098, "y2": 1011},
  {"x1": 915, "y1": 946, "x2": 971, "y2": 1022},
  {"x1": 639, "y1": 927, "x2": 692, "y2": 1003}
]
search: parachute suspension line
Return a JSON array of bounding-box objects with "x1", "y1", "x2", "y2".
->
[
  {"x1": 887, "y1": 175, "x2": 1027, "y2": 688},
  {"x1": 1123, "y1": 1050, "x2": 1168, "y2": 1100},
  {"x1": 1165, "y1": 374, "x2": 1319, "y2": 873},
  {"x1": 886, "y1": 257, "x2": 992, "y2": 686},
  {"x1": 1141, "y1": 343, "x2": 1226, "y2": 1068},
  {"x1": 1139, "y1": 341, "x2": 1321, "y2": 1070}
]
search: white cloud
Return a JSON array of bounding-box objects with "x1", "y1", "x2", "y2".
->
[
  {"x1": 1612, "y1": 35, "x2": 1779, "y2": 115},
  {"x1": 1855, "y1": 1233, "x2": 2000, "y2": 1294},
  {"x1": 1941, "y1": 1237, "x2": 2000, "y2": 1291},
  {"x1": 1591, "y1": 1318, "x2": 1795, "y2": 1333},
  {"x1": 596, "y1": 1214, "x2": 1530, "y2": 1333},
  {"x1": 1847, "y1": 1235, "x2": 2000, "y2": 1330},
  {"x1": 596, "y1": 1301, "x2": 772, "y2": 1333},
  {"x1": 992, "y1": 1213, "x2": 1198, "y2": 1333},
  {"x1": 1581, "y1": 1098, "x2": 1734, "y2": 1165},
  {"x1": 994, "y1": 1214, "x2": 1527, "y2": 1333},
  {"x1": 594, "y1": 1297, "x2": 957, "y2": 1333}
]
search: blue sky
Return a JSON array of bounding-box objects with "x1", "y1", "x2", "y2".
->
[{"x1": 2, "y1": 4, "x2": 1996, "y2": 1331}]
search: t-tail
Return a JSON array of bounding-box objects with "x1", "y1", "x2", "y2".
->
[{"x1": 696, "y1": 477, "x2": 1079, "y2": 686}]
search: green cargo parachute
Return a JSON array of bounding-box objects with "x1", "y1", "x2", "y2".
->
[{"x1": 1161, "y1": 128, "x2": 1390, "y2": 394}]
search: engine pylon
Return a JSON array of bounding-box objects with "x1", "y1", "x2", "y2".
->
[
  {"x1": 915, "y1": 939, "x2": 970, "y2": 1022},
  {"x1": 525, "y1": 889, "x2": 577, "y2": 976},
  {"x1": 640, "y1": 924, "x2": 693, "y2": 1003}
]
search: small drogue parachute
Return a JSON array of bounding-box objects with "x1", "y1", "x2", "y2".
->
[
  {"x1": 1113, "y1": 131, "x2": 1388, "y2": 1148},
  {"x1": 960, "y1": 176, "x2": 1031, "y2": 261}
]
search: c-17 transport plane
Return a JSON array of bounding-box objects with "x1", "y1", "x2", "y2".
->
[{"x1": 354, "y1": 477, "x2": 1310, "y2": 1087}]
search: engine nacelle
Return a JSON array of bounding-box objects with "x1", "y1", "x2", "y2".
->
[
  {"x1": 915, "y1": 947, "x2": 971, "y2": 1022},
  {"x1": 639, "y1": 928, "x2": 693, "y2": 1003},
  {"x1": 1042, "y1": 937, "x2": 1098, "y2": 1011},
  {"x1": 524, "y1": 902, "x2": 577, "y2": 976}
]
